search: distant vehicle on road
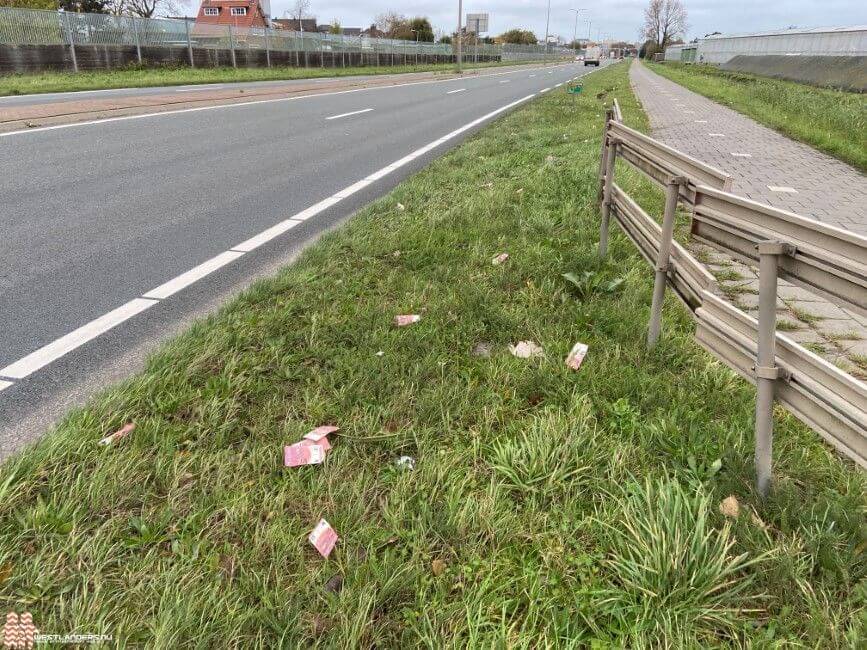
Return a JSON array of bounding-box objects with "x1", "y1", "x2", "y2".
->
[{"x1": 584, "y1": 46, "x2": 601, "y2": 66}]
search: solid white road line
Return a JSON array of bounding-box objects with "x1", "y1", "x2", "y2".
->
[
  {"x1": 0, "y1": 380, "x2": 13, "y2": 392},
  {"x1": 176, "y1": 86, "x2": 225, "y2": 92},
  {"x1": 231, "y1": 219, "x2": 303, "y2": 253},
  {"x1": 447, "y1": 88, "x2": 467, "y2": 94},
  {"x1": 0, "y1": 62, "x2": 579, "y2": 138},
  {"x1": 326, "y1": 108, "x2": 373, "y2": 120},
  {"x1": 540, "y1": 88, "x2": 551, "y2": 93},
  {"x1": 142, "y1": 251, "x2": 245, "y2": 300},
  {"x1": 499, "y1": 80, "x2": 510, "y2": 83},
  {"x1": 0, "y1": 298, "x2": 158, "y2": 379}
]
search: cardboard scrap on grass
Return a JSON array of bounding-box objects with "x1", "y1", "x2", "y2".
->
[
  {"x1": 492, "y1": 253, "x2": 509, "y2": 266},
  {"x1": 309, "y1": 519, "x2": 339, "y2": 558}
]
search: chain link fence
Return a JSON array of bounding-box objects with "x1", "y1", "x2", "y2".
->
[{"x1": 0, "y1": 7, "x2": 571, "y2": 73}]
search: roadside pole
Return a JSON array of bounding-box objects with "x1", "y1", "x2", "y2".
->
[
  {"x1": 62, "y1": 11, "x2": 78, "y2": 73},
  {"x1": 264, "y1": 28, "x2": 271, "y2": 68},
  {"x1": 185, "y1": 19, "x2": 194, "y2": 68},
  {"x1": 131, "y1": 16, "x2": 142, "y2": 65}
]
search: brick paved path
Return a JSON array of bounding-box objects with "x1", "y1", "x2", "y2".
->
[{"x1": 630, "y1": 62, "x2": 867, "y2": 378}]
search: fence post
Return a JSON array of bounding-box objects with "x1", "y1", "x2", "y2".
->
[
  {"x1": 184, "y1": 19, "x2": 194, "y2": 68},
  {"x1": 597, "y1": 109, "x2": 614, "y2": 200},
  {"x1": 598, "y1": 139, "x2": 618, "y2": 258},
  {"x1": 646, "y1": 177, "x2": 685, "y2": 349},
  {"x1": 62, "y1": 11, "x2": 78, "y2": 74},
  {"x1": 265, "y1": 28, "x2": 271, "y2": 68},
  {"x1": 754, "y1": 241, "x2": 790, "y2": 497},
  {"x1": 131, "y1": 16, "x2": 142, "y2": 65},
  {"x1": 228, "y1": 24, "x2": 237, "y2": 68}
]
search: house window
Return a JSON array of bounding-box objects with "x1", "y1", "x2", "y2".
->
[
  {"x1": 230, "y1": 7, "x2": 247, "y2": 15},
  {"x1": 203, "y1": 7, "x2": 219, "y2": 15}
]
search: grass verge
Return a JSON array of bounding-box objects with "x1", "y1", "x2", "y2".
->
[
  {"x1": 646, "y1": 62, "x2": 867, "y2": 172},
  {"x1": 0, "y1": 63, "x2": 864, "y2": 647},
  {"x1": 0, "y1": 60, "x2": 552, "y2": 97}
]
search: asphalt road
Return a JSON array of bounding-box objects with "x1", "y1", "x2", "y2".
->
[{"x1": 0, "y1": 60, "x2": 607, "y2": 456}]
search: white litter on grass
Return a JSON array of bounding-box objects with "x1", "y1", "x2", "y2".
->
[
  {"x1": 375, "y1": 350, "x2": 385, "y2": 357},
  {"x1": 492, "y1": 253, "x2": 509, "y2": 265},
  {"x1": 396, "y1": 456, "x2": 415, "y2": 470},
  {"x1": 565, "y1": 342, "x2": 589, "y2": 370},
  {"x1": 509, "y1": 341, "x2": 544, "y2": 359},
  {"x1": 397, "y1": 203, "x2": 406, "y2": 211}
]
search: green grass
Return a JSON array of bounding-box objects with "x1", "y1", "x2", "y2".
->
[
  {"x1": 646, "y1": 62, "x2": 867, "y2": 172},
  {"x1": 0, "y1": 59, "x2": 550, "y2": 97},
  {"x1": 0, "y1": 63, "x2": 864, "y2": 647}
]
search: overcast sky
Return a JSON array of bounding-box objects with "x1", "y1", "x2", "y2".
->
[{"x1": 264, "y1": 1, "x2": 866, "y2": 43}]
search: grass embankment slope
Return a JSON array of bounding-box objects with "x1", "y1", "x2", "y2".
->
[
  {"x1": 0, "y1": 59, "x2": 551, "y2": 97},
  {"x1": 0, "y1": 63, "x2": 864, "y2": 647},
  {"x1": 647, "y1": 61, "x2": 867, "y2": 172}
]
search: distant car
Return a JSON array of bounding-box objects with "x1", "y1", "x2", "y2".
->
[{"x1": 584, "y1": 45, "x2": 601, "y2": 66}]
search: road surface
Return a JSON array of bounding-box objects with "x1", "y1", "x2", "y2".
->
[{"x1": 0, "y1": 61, "x2": 606, "y2": 456}]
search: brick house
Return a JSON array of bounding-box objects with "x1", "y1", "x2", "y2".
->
[{"x1": 195, "y1": 0, "x2": 270, "y2": 28}]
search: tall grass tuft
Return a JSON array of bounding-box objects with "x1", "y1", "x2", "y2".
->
[{"x1": 592, "y1": 478, "x2": 768, "y2": 646}]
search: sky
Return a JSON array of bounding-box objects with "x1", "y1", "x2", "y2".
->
[{"x1": 263, "y1": 1, "x2": 867, "y2": 43}]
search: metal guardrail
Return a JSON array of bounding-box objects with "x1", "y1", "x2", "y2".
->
[{"x1": 597, "y1": 104, "x2": 867, "y2": 490}]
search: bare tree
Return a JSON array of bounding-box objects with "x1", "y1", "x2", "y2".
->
[
  {"x1": 291, "y1": 0, "x2": 310, "y2": 22},
  {"x1": 125, "y1": 0, "x2": 186, "y2": 18},
  {"x1": 642, "y1": 0, "x2": 687, "y2": 50}
]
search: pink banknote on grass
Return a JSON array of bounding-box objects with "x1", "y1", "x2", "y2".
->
[
  {"x1": 566, "y1": 342, "x2": 589, "y2": 370},
  {"x1": 309, "y1": 519, "x2": 339, "y2": 558},
  {"x1": 393, "y1": 314, "x2": 421, "y2": 327},
  {"x1": 304, "y1": 425, "x2": 339, "y2": 442},
  {"x1": 284, "y1": 441, "x2": 327, "y2": 467}
]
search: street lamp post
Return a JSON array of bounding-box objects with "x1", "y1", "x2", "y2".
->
[
  {"x1": 544, "y1": 0, "x2": 551, "y2": 59},
  {"x1": 456, "y1": 0, "x2": 463, "y2": 72},
  {"x1": 411, "y1": 29, "x2": 419, "y2": 66},
  {"x1": 569, "y1": 8, "x2": 587, "y2": 55}
]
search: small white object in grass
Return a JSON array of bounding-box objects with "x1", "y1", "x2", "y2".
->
[
  {"x1": 509, "y1": 341, "x2": 544, "y2": 359},
  {"x1": 309, "y1": 519, "x2": 339, "y2": 558},
  {"x1": 768, "y1": 186, "x2": 798, "y2": 193},
  {"x1": 565, "y1": 342, "x2": 589, "y2": 370},
  {"x1": 546, "y1": 155, "x2": 556, "y2": 164},
  {"x1": 99, "y1": 422, "x2": 135, "y2": 446},
  {"x1": 375, "y1": 350, "x2": 385, "y2": 357},
  {"x1": 492, "y1": 253, "x2": 509, "y2": 265},
  {"x1": 395, "y1": 456, "x2": 415, "y2": 470},
  {"x1": 516, "y1": 188, "x2": 524, "y2": 194},
  {"x1": 393, "y1": 314, "x2": 421, "y2": 327},
  {"x1": 396, "y1": 202, "x2": 405, "y2": 211}
]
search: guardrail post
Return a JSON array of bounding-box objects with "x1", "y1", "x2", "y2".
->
[
  {"x1": 597, "y1": 109, "x2": 614, "y2": 200},
  {"x1": 598, "y1": 138, "x2": 618, "y2": 258},
  {"x1": 647, "y1": 177, "x2": 685, "y2": 349},
  {"x1": 754, "y1": 240, "x2": 791, "y2": 497},
  {"x1": 131, "y1": 16, "x2": 142, "y2": 65},
  {"x1": 184, "y1": 19, "x2": 194, "y2": 68},
  {"x1": 228, "y1": 25, "x2": 237, "y2": 68},
  {"x1": 63, "y1": 11, "x2": 78, "y2": 74}
]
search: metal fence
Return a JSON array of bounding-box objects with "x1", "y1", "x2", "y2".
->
[
  {"x1": 0, "y1": 7, "x2": 568, "y2": 73},
  {"x1": 597, "y1": 106, "x2": 867, "y2": 494}
]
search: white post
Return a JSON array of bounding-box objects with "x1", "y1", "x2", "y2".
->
[
  {"x1": 63, "y1": 11, "x2": 78, "y2": 73},
  {"x1": 228, "y1": 24, "x2": 236, "y2": 68},
  {"x1": 132, "y1": 16, "x2": 142, "y2": 65},
  {"x1": 185, "y1": 19, "x2": 194, "y2": 68},
  {"x1": 647, "y1": 178, "x2": 684, "y2": 349}
]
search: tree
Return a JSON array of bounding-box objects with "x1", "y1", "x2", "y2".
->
[
  {"x1": 291, "y1": 0, "x2": 310, "y2": 23},
  {"x1": 58, "y1": 0, "x2": 109, "y2": 12},
  {"x1": 408, "y1": 17, "x2": 434, "y2": 42},
  {"x1": 328, "y1": 19, "x2": 341, "y2": 34},
  {"x1": 374, "y1": 10, "x2": 405, "y2": 36},
  {"x1": 497, "y1": 29, "x2": 537, "y2": 45},
  {"x1": 439, "y1": 34, "x2": 452, "y2": 44},
  {"x1": 121, "y1": 0, "x2": 187, "y2": 17},
  {"x1": 642, "y1": 0, "x2": 687, "y2": 50},
  {"x1": 1, "y1": 0, "x2": 59, "y2": 9}
]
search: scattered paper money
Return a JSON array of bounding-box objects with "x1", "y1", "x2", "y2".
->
[
  {"x1": 393, "y1": 314, "x2": 421, "y2": 327},
  {"x1": 99, "y1": 423, "x2": 135, "y2": 446},
  {"x1": 565, "y1": 342, "x2": 589, "y2": 371},
  {"x1": 309, "y1": 519, "x2": 339, "y2": 558},
  {"x1": 284, "y1": 442, "x2": 327, "y2": 467},
  {"x1": 305, "y1": 425, "x2": 339, "y2": 442},
  {"x1": 509, "y1": 341, "x2": 544, "y2": 359},
  {"x1": 492, "y1": 253, "x2": 509, "y2": 265}
]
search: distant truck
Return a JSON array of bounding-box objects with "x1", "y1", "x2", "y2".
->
[{"x1": 584, "y1": 46, "x2": 601, "y2": 66}]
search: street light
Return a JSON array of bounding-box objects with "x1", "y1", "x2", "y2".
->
[
  {"x1": 568, "y1": 8, "x2": 587, "y2": 55},
  {"x1": 544, "y1": 0, "x2": 551, "y2": 58},
  {"x1": 456, "y1": 0, "x2": 463, "y2": 72},
  {"x1": 411, "y1": 28, "x2": 419, "y2": 66}
]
